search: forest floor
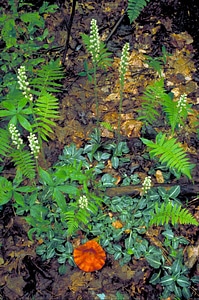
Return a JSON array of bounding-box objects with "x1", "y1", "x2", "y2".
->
[{"x1": 1, "y1": 0, "x2": 199, "y2": 299}]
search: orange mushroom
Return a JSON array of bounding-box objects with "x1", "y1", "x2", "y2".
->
[{"x1": 73, "y1": 240, "x2": 106, "y2": 272}]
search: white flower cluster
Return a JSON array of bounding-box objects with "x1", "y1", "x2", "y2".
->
[
  {"x1": 119, "y1": 43, "x2": 130, "y2": 85},
  {"x1": 142, "y1": 176, "x2": 152, "y2": 194},
  {"x1": 177, "y1": 93, "x2": 187, "y2": 113},
  {"x1": 17, "y1": 66, "x2": 33, "y2": 102},
  {"x1": 78, "y1": 195, "x2": 88, "y2": 209},
  {"x1": 9, "y1": 124, "x2": 23, "y2": 149},
  {"x1": 27, "y1": 132, "x2": 40, "y2": 158},
  {"x1": 89, "y1": 19, "x2": 100, "y2": 64}
]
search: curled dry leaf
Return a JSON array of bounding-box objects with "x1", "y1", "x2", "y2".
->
[
  {"x1": 121, "y1": 120, "x2": 142, "y2": 138},
  {"x1": 155, "y1": 170, "x2": 164, "y2": 183},
  {"x1": 112, "y1": 220, "x2": 123, "y2": 229},
  {"x1": 184, "y1": 244, "x2": 199, "y2": 269}
]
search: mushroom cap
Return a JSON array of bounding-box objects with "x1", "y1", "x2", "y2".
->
[{"x1": 73, "y1": 240, "x2": 106, "y2": 272}]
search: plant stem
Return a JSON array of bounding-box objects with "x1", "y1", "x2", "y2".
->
[
  {"x1": 93, "y1": 62, "x2": 99, "y2": 129},
  {"x1": 117, "y1": 84, "x2": 124, "y2": 145}
]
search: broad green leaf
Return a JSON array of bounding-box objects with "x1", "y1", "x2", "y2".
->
[
  {"x1": 177, "y1": 276, "x2": 191, "y2": 288},
  {"x1": 145, "y1": 254, "x2": 162, "y2": 269},
  {"x1": 46, "y1": 247, "x2": 55, "y2": 259},
  {"x1": 65, "y1": 241, "x2": 73, "y2": 253},
  {"x1": 16, "y1": 186, "x2": 36, "y2": 192},
  {"x1": 53, "y1": 189, "x2": 67, "y2": 211},
  {"x1": 0, "y1": 110, "x2": 14, "y2": 117},
  {"x1": 17, "y1": 114, "x2": 32, "y2": 131},
  {"x1": 171, "y1": 259, "x2": 182, "y2": 274},
  {"x1": 111, "y1": 156, "x2": 119, "y2": 169},
  {"x1": 149, "y1": 271, "x2": 161, "y2": 284},
  {"x1": 0, "y1": 177, "x2": 13, "y2": 205},
  {"x1": 168, "y1": 185, "x2": 180, "y2": 199},
  {"x1": 56, "y1": 185, "x2": 79, "y2": 195},
  {"x1": 160, "y1": 275, "x2": 174, "y2": 286},
  {"x1": 39, "y1": 168, "x2": 54, "y2": 186},
  {"x1": 182, "y1": 287, "x2": 192, "y2": 299},
  {"x1": 13, "y1": 191, "x2": 25, "y2": 206}
]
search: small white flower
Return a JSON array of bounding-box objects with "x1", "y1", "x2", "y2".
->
[
  {"x1": 177, "y1": 93, "x2": 187, "y2": 113},
  {"x1": 78, "y1": 195, "x2": 88, "y2": 209},
  {"x1": 27, "y1": 132, "x2": 40, "y2": 158},
  {"x1": 89, "y1": 19, "x2": 100, "y2": 64},
  {"x1": 119, "y1": 43, "x2": 130, "y2": 85},
  {"x1": 9, "y1": 124, "x2": 23, "y2": 149},
  {"x1": 142, "y1": 176, "x2": 152, "y2": 194},
  {"x1": 17, "y1": 66, "x2": 33, "y2": 102}
]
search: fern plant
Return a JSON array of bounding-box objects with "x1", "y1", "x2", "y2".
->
[
  {"x1": 141, "y1": 132, "x2": 194, "y2": 179},
  {"x1": 32, "y1": 92, "x2": 60, "y2": 141},
  {"x1": 0, "y1": 129, "x2": 11, "y2": 162},
  {"x1": 163, "y1": 93, "x2": 192, "y2": 135},
  {"x1": 127, "y1": 0, "x2": 150, "y2": 23},
  {"x1": 11, "y1": 149, "x2": 36, "y2": 180},
  {"x1": 31, "y1": 59, "x2": 64, "y2": 95},
  {"x1": 149, "y1": 201, "x2": 199, "y2": 226},
  {"x1": 64, "y1": 194, "x2": 102, "y2": 236},
  {"x1": 0, "y1": 59, "x2": 64, "y2": 179},
  {"x1": 137, "y1": 78, "x2": 169, "y2": 124}
]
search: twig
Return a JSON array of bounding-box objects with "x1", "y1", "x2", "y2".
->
[
  {"x1": 105, "y1": 7, "x2": 128, "y2": 43},
  {"x1": 62, "y1": 0, "x2": 77, "y2": 64},
  {"x1": 106, "y1": 183, "x2": 199, "y2": 197}
]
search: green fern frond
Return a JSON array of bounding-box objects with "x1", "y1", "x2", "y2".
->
[
  {"x1": 33, "y1": 92, "x2": 59, "y2": 141},
  {"x1": 11, "y1": 149, "x2": 36, "y2": 179},
  {"x1": 97, "y1": 42, "x2": 113, "y2": 69},
  {"x1": 65, "y1": 207, "x2": 90, "y2": 236},
  {"x1": 127, "y1": 0, "x2": 150, "y2": 23},
  {"x1": 65, "y1": 210, "x2": 79, "y2": 236},
  {"x1": 31, "y1": 59, "x2": 64, "y2": 94},
  {"x1": 150, "y1": 201, "x2": 199, "y2": 226},
  {"x1": 163, "y1": 96, "x2": 179, "y2": 134},
  {"x1": 0, "y1": 129, "x2": 11, "y2": 161},
  {"x1": 137, "y1": 79, "x2": 167, "y2": 124},
  {"x1": 141, "y1": 132, "x2": 194, "y2": 179}
]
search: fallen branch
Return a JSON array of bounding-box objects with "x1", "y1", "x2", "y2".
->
[{"x1": 106, "y1": 183, "x2": 199, "y2": 197}]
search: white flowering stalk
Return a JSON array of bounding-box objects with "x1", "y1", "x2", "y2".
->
[
  {"x1": 87, "y1": 19, "x2": 101, "y2": 127},
  {"x1": 142, "y1": 176, "x2": 152, "y2": 195},
  {"x1": 89, "y1": 19, "x2": 100, "y2": 65},
  {"x1": 81, "y1": 19, "x2": 112, "y2": 128},
  {"x1": 27, "y1": 132, "x2": 40, "y2": 159},
  {"x1": 9, "y1": 124, "x2": 23, "y2": 149},
  {"x1": 117, "y1": 43, "x2": 130, "y2": 145},
  {"x1": 17, "y1": 66, "x2": 33, "y2": 102},
  {"x1": 78, "y1": 195, "x2": 88, "y2": 209},
  {"x1": 119, "y1": 43, "x2": 130, "y2": 87},
  {"x1": 177, "y1": 93, "x2": 187, "y2": 113}
]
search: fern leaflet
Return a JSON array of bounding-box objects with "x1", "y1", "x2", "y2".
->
[
  {"x1": 150, "y1": 201, "x2": 199, "y2": 226},
  {"x1": 65, "y1": 207, "x2": 90, "y2": 236},
  {"x1": 33, "y1": 92, "x2": 59, "y2": 141},
  {"x1": 31, "y1": 59, "x2": 64, "y2": 95},
  {"x1": 141, "y1": 132, "x2": 194, "y2": 179},
  {"x1": 127, "y1": 0, "x2": 150, "y2": 23},
  {"x1": 137, "y1": 79, "x2": 168, "y2": 124},
  {"x1": 11, "y1": 149, "x2": 36, "y2": 179},
  {"x1": 0, "y1": 129, "x2": 11, "y2": 161},
  {"x1": 163, "y1": 96, "x2": 179, "y2": 134},
  {"x1": 64, "y1": 194, "x2": 102, "y2": 236}
]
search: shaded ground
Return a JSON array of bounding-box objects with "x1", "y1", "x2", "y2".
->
[{"x1": 1, "y1": 0, "x2": 199, "y2": 299}]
